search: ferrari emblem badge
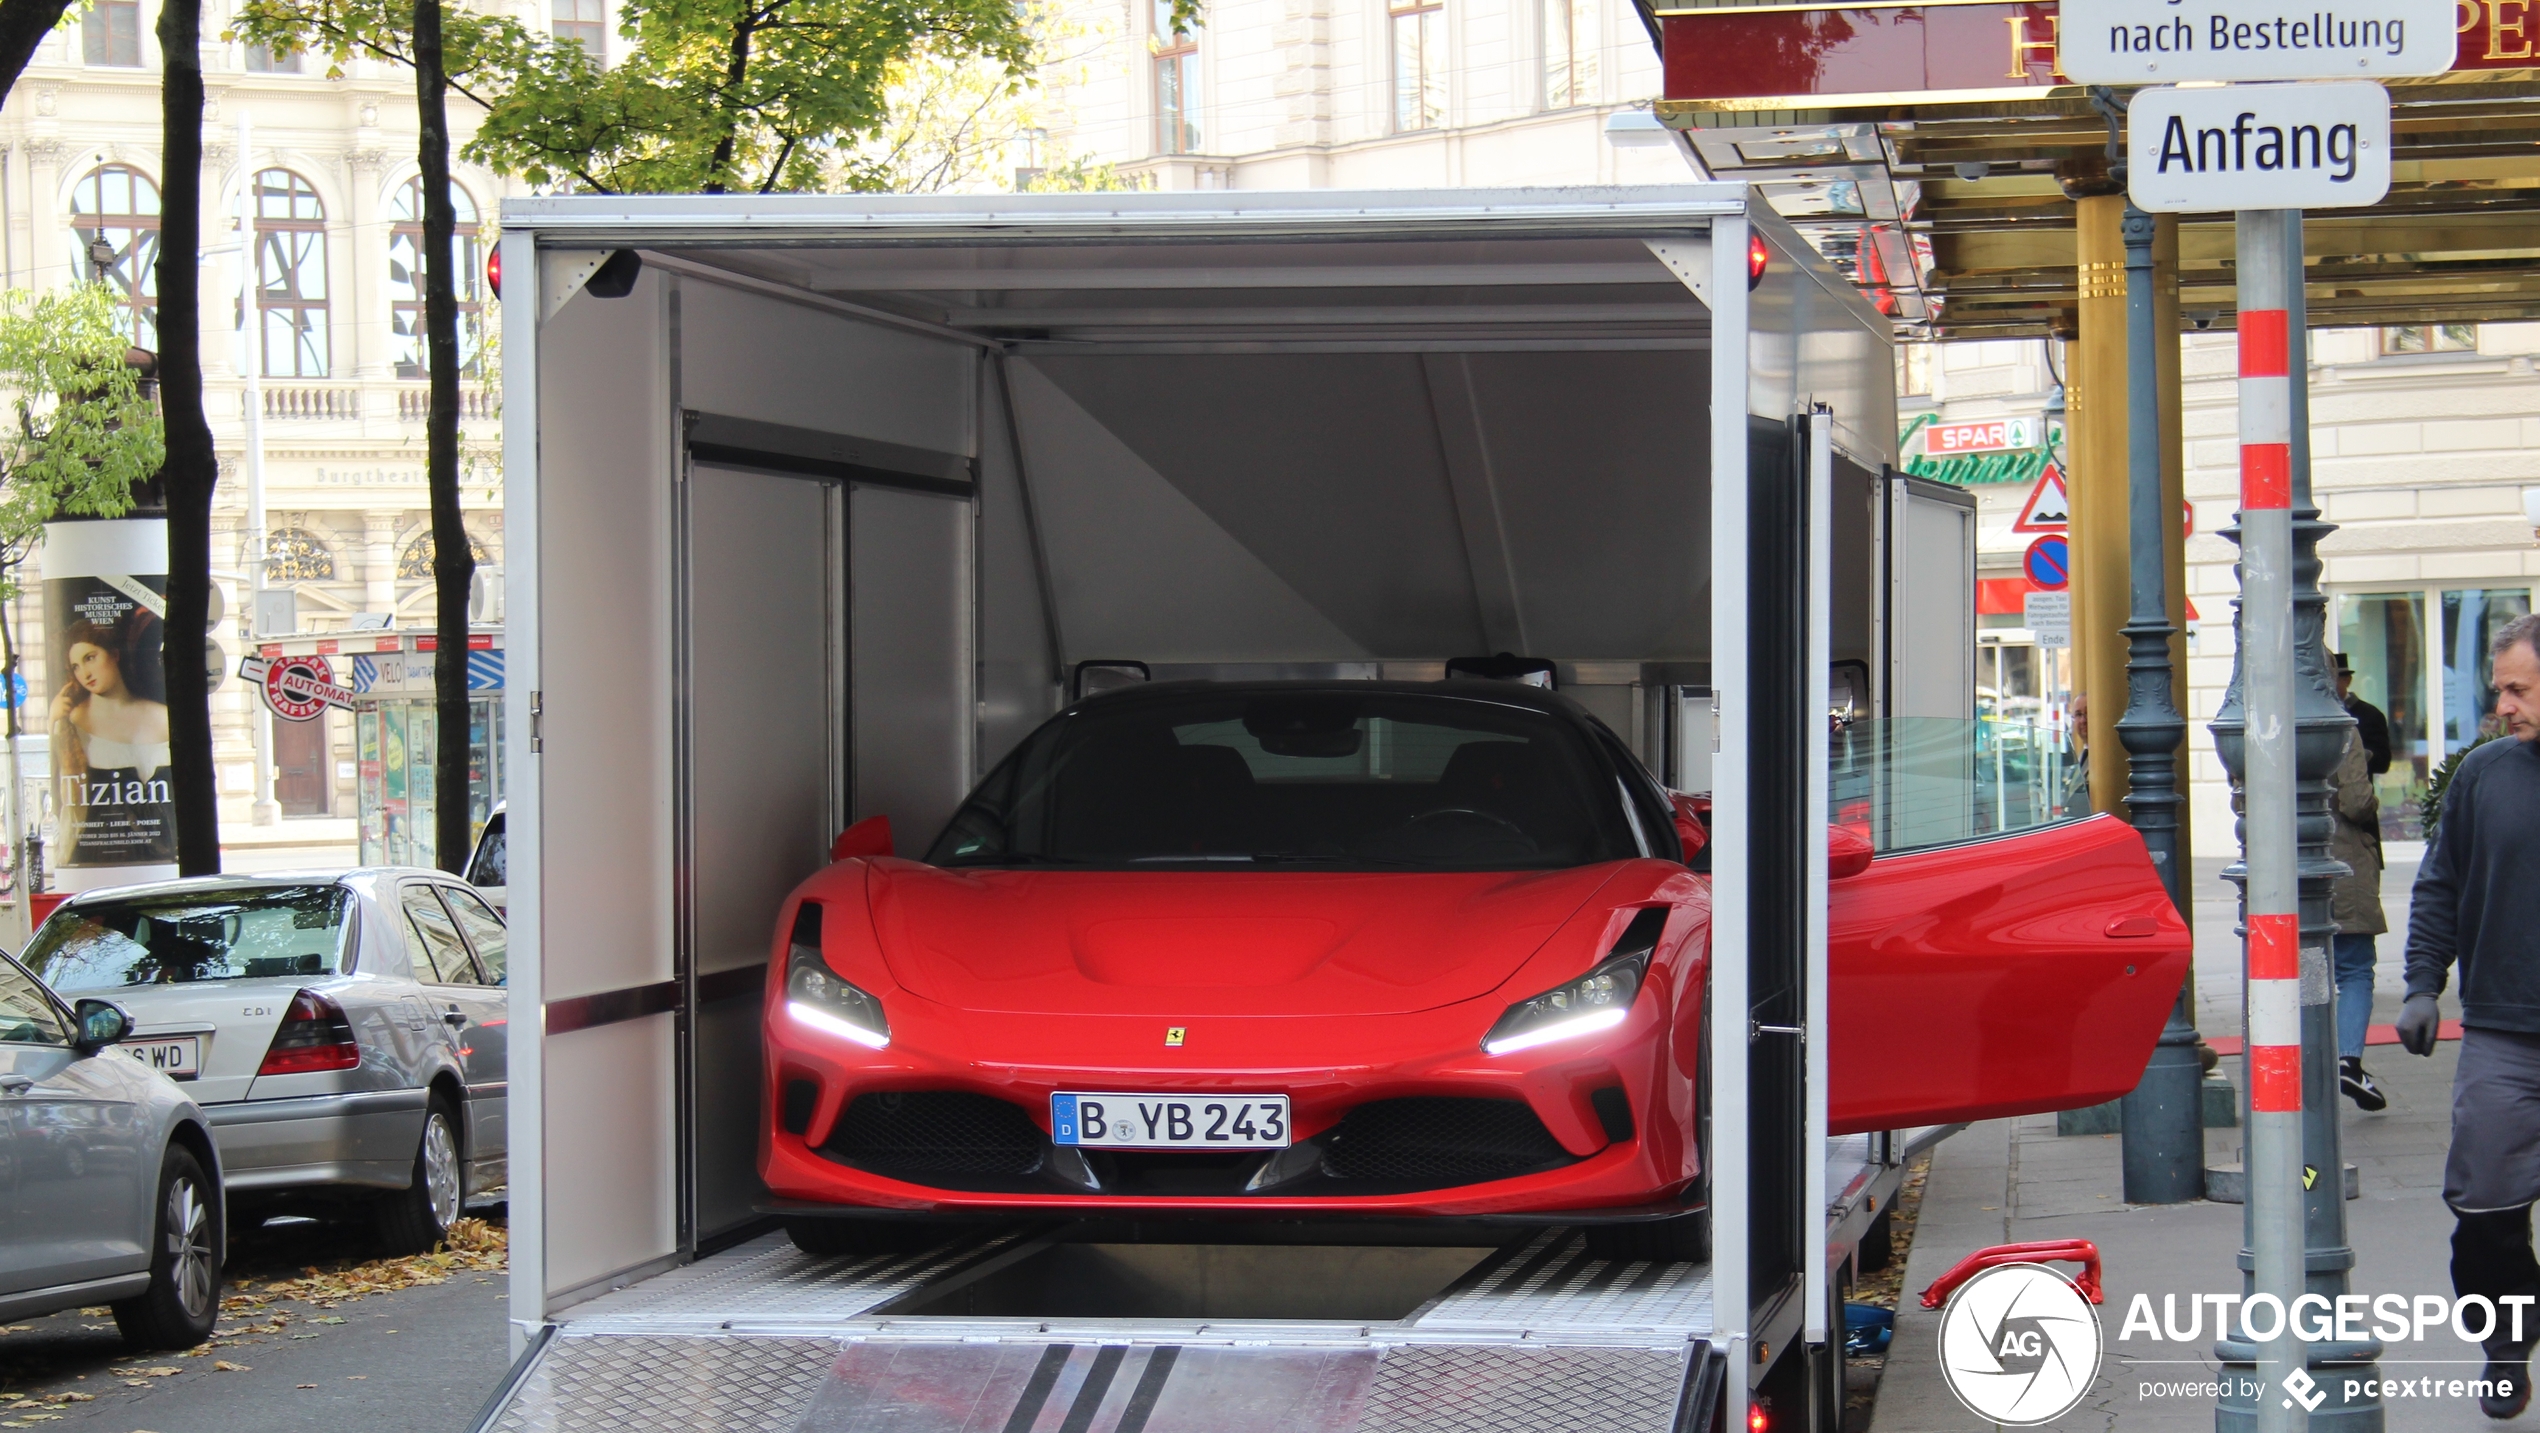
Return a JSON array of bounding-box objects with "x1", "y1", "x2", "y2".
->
[{"x1": 1165, "y1": 1027, "x2": 1187, "y2": 1047}]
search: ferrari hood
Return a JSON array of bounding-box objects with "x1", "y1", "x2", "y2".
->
[{"x1": 864, "y1": 863, "x2": 1626, "y2": 1017}]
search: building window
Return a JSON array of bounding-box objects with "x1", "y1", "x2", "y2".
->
[
  {"x1": 245, "y1": 40, "x2": 303, "y2": 72},
  {"x1": 387, "y1": 177, "x2": 483, "y2": 380},
  {"x1": 398, "y1": 529, "x2": 492, "y2": 579},
  {"x1": 264, "y1": 527, "x2": 337, "y2": 581},
  {"x1": 1391, "y1": 0, "x2": 1445, "y2": 132},
  {"x1": 252, "y1": 169, "x2": 330, "y2": 378},
  {"x1": 83, "y1": 0, "x2": 141, "y2": 65},
  {"x1": 2381, "y1": 324, "x2": 2475, "y2": 355},
  {"x1": 1153, "y1": 0, "x2": 1200, "y2": 155},
  {"x1": 1541, "y1": 0, "x2": 1594, "y2": 109},
  {"x1": 71, "y1": 166, "x2": 160, "y2": 348},
  {"x1": 552, "y1": 0, "x2": 605, "y2": 55}
]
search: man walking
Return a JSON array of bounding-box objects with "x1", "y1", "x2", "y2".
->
[
  {"x1": 2400, "y1": 612, "x2": 2540, "y2": 1419},
  {"x1": 2335, "y1": 650, "x2": 2394, "y2": 776},
  {"x1": 2332, "y1": 726, "x2": 2387, "y2": 1110}
]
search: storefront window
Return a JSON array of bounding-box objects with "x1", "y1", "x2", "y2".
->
[
  {"x1": 359, "y1": 696, "x2": 503, "y2": 867},
  {"x1": 2337, "y1": 591, "x2": 2429, "y2": 840},
  {"x1": 2443, "y1": 588, "x2": 2535, "y2": 750}
]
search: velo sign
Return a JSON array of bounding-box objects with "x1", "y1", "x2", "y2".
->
[
  {"x1": 245, "y1": 654, "x2": 358, "y2": 722},
  {"x1": 2025, "y1": 535, "x2": 2072, "y2": 592},
  {"x1": 2127, "y1": 81, "x2": 2391, "y2": 212}
]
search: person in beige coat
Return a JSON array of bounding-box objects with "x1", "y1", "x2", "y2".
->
[{"x1": 2332, "y1": 726, "x2": 2389, "y2": 1110}]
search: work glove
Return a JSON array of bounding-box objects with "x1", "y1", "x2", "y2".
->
[{"x1": 2396, "y1": 994, "x2": 2442, "y2": 1057}]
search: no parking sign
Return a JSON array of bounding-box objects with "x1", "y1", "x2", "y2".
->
[{"x1": 2024, "y1": 535, "x2": 2071, "y2": 592}]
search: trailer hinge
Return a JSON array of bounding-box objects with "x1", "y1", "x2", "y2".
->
[
  {"x1": 530, "y1": 690, "x2": 544, "y2": 753},
  {"x1": 1751, "y1": 1019, "x2": 1805, "y2": 1044}
]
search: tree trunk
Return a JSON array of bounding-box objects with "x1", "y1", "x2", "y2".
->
[
  {"x1": 416, "y1": 0, "x2": 473, "y2": 873},
  {"x1": 0, "y1": 0, "x2": 74, "y2": 108},
  {"x1": 157, "y1": 0, "x2": 219, "y2": 875}
]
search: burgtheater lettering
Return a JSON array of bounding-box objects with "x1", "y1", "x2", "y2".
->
[
  {"x1": 2156, "y1": 109, "x2": 2362, "y2": 180},
  {"x1": 2109, "y1": 10, "x2": 2411, "y2": 54}
]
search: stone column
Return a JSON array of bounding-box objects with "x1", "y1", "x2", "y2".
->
[
  {"x1": 363, "y1": 509, "x2": 399, "y2": 617},
  {"x1": 344, "y1": 143, "x2": 391, "y2": 386}
]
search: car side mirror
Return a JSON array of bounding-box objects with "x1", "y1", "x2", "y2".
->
[
  {"x1": 831, "y1": 815, "x2": 894, "y2": 862},
  {"x1": 72, "y1": 998, "x2": 131, "y2": 1052},
  {"x1": 1829, "y1": 824, "x2": 1875, "y2": 881},
  {"x1": 1670, "y1": 792, "x2": 1710, "y2": 862}
]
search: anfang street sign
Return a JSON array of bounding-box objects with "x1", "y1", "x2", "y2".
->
[
  {"x1": 2127, "y1": 81, "x2": 2393, "y2": 212},
  {"x1": 2060, "y1": 0, "x2": 2459, "y2": 81}
]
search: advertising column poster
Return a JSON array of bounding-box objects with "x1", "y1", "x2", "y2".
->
[{"x1": 41, "y1": 518, "x2": 178, "y2": 889}]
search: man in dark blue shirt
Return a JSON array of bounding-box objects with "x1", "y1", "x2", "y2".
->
[{"x1": 2400, "y1": 612, "x2": 2540, "y2": 1419}]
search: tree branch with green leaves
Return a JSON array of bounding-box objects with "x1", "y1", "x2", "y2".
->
[{"x1": 0, "y1": 284, "x2": 164, "y2": 597}]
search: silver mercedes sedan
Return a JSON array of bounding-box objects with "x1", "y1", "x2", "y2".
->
[{"x1": 19, "y1": 869, "x2": 506, "y2": 1253}]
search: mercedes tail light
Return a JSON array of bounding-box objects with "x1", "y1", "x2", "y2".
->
[{"x1": 257, "y1": 990, "x2": 361, "y2": 1075}]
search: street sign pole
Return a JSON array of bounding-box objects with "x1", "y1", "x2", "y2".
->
[{"x1": 2229, "y1": 208, "x2": 2309, "y2": 1433}]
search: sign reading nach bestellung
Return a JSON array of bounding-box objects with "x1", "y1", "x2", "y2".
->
[
  {"x1": 2058, "y1": 0, "x2": 2458, "y2": 81},
  {"x1": 2126, "y1": 81, "x2": 2392, "y2": 212}
]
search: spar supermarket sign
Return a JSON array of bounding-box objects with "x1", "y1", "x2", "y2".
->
[{"x1": 1924, "y1": 417, "x2": 2038, "y2": 455}]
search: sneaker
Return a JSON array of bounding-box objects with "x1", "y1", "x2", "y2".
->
[
  {"x1": 2341, "y1": 1057, "x2": 2388, "y2": 1112},
  {"x1": 2484, "y1": 1348, "x2": 2533, "y2": 1419}
]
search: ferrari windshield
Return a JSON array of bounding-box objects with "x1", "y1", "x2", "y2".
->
[
  {"x1": 928, "y1": 687, "x2": 1647, "y2": 871},
  {"x1": 24, "y1": 886, "x2": 352, "y2": 991}
]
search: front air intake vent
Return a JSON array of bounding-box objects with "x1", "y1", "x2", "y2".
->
[
  {"x1": 824, "y1": 1091, "x2": 1045, "y2": 1178},
  {"x1": 1320, "y1": 1097, "x2": 1569, "y2": 1186}
]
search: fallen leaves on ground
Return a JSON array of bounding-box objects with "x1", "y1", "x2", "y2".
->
[
  {"x1": 220, "y1": 1219, "x2": 506, "y2": 1316},
  {"x1": 210, "y1": 1362, "x2": 248, "y2": 1373}
]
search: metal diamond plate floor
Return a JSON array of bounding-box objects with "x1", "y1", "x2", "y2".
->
[
  {"x1": 562, "y1": 1231, "x2": 1029, "y2": 1329},
  {"x1": 490, "y1": 1333, "x2": 1699, "y2": 1433},
  {"x1": 1412, "y1": 1231, "x2": 1713, "y2": 1334}
]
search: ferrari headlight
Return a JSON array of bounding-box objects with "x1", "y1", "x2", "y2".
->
[
  {"x1": 784, "y1": 902, "x2": 890, "y2": 1049},
  {"x1": 1482, "y1": 951, "x2": 1648, "y2": 1056}
]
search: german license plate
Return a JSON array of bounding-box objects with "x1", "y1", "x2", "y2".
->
[
  {"x1": 116, "y1": 1036, "x2": 201, "y2": 1080},
  {"x1": 1052, "y1": 1092, "x2": 1289, "y2": 1149}
]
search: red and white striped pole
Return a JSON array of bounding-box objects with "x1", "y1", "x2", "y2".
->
[{"x1": 2238, "y1": 208, "x2": 2307, "y2": 1433}]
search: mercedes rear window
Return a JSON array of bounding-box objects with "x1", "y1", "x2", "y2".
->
[{"x1": 24, "y1": 886, "x2": 353, "y2": 992}]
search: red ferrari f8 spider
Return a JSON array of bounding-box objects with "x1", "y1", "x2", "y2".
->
[{"x1": 761, "y1": 681, "x2": 2188, "y2": 1257}]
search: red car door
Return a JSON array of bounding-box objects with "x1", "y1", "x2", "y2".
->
[{"x1": 1827, "y1": 812, "x2": 2192, "y2": 1135}]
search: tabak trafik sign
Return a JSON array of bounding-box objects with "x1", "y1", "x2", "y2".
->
[{"x1": 1657, "y1": 0, "x2": 2528, "y2": 111}]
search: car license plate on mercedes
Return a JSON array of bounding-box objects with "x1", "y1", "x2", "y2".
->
[
  {"x1": 1051, "y1": 1093, "x2": 1289, "y2": 1148},
  {"x1": 116, "y1": 1036, "x2": 201, "y2": 1080}
]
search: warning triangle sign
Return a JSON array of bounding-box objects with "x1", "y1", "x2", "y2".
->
[{"x1": 2015, "y1": 466, "x2": 2070, "y2": 533}]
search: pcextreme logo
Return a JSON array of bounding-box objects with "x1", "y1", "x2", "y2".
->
[{"x1": 1937, "y1": 1263, "x2": 2103, "y2": 1425}]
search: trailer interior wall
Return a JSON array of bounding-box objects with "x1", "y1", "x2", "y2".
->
[{"x1": 500, "y1": 190, "x2": 1902, "y2": 1351}]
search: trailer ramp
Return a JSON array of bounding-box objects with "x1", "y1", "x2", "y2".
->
[{"x1": 478, "y1": 1231, "x2": 1723, "y2": 1433}]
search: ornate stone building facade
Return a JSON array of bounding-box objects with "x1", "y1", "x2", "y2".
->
[{"x1": 0, "y1": 3, "x2": 548, "y2": 861}]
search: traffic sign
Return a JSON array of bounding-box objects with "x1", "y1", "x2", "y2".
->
[
  {"x1": 2025, "y1": 535, "x2": 2072, "y2": 591},
  {"x1": 2024, "y1": 591, "x2": 2073, "y2": 649},
  {"x1": 2014, "y1": 466, "x2": 2071, "y2": 533},
  {"x1": 2058, "y1": 0, "x2": 2457, "y2": 83},
  {"x1": 2128, "y1": 81, "x2": 2391, "y2": 213}
]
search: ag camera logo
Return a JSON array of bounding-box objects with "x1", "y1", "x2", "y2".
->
[{"x1": 1938, "y1": 1263, "x2": 2103, "y2": 1425}]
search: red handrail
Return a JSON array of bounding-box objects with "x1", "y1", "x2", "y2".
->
[{"x1": 1918, "y1": 1240, "x2": 2104, "y2": 1309}]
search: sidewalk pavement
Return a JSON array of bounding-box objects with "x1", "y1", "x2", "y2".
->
[{"x1": 1871, "y1": 856, "x2": 2507, "y2": 1431}]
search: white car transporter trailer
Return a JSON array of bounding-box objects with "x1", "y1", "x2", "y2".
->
[{"x1": 480, "y1": 187, "x2": 1979, "y2": 1433}]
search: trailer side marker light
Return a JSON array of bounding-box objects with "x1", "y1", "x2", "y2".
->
[
  {"x1": 1749, "y1": 1402, "x2": 1769, "y2": 1432},
  {"x1": 1747, "y1": 233, "x2": 1769, "y2": 289}
]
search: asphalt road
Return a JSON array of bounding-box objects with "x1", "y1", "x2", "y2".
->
[{"x1": 0, "y1": 1213, "x2": 514, "y2": 1433}]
